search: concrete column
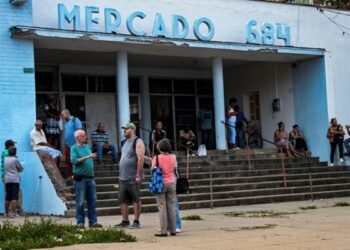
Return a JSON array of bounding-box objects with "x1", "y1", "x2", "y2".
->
[
  {"x1": 212, "y1": 57, "x2": 227, "y2": 150},
  {"x1": 140, "y1": 75, "x2": 152, "y2": 148},
  {"x1": 116, "y1": 51, "x2": 130, "y2": 145}
]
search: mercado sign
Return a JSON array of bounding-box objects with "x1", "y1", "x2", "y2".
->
[{"x1": 58, "y1": 3, "x2": 291, "y2": 46}]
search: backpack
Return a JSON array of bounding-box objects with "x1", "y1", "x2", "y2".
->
[{"x1": 121, "y1": 137, "x2": 150, "y2": 168}]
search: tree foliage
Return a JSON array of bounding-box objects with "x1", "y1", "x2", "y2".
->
[{"x1": 314, "y1": 0, "x2": 350, "y2": 10}]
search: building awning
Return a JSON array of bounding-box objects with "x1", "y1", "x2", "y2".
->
[{"x1": 11, "y1": 26, "x2": 325, "y2": 62}]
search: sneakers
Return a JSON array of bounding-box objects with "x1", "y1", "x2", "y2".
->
[
  {"x1": 129, "y1": 220, "x2": 141, "y2": 229},
  {"x1": 114, "y1": 221, "x2": 130, "y2": 228},
  {"x1": 76, "y1": 223, "x2": 84, "y2": 229},
  {"x1": 176, "y1": 228, "x2": 181, "y2": 233},
  {"x1": 340, "y1": 158, "x2": 345, "y2": 163},
  {"x1": 89, "y1": 223, "x2": 103, "y2": 228}
]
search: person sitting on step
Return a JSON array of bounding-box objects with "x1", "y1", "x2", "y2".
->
[
  {"x1": 179, "y1": 125, "x2": 196, "y2": 155},
  {"x1": 289, "y1": 124, "x2": 309, "y2": 157},
  {"x1": 274, "y1": 121, "x2": 298, "y2": 158},
  {"x1": 91, "y1": 122, "x2": 117, "y2": 164}
]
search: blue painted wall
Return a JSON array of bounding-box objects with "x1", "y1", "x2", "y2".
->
[
  {"x1": 0, "y1": 1, "x2": 35, "y2": 153},
  {"x1": 292, "y1": 57, "x2": 329, "y2": 162},
  {"x1": 0, "y1": 152, "x2": 66, "y2": 215},
  {"x1": 0, "y1": 1, "x2": 66, "y2": 215}
]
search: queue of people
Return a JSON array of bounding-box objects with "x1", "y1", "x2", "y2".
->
[{"x1": 2, "y1": 93, "x2": 350, "y2": 230}]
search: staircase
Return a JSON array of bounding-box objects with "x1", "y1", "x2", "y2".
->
[{"x1": 63, "y1": 149, "x2": 350, "y2": 217}]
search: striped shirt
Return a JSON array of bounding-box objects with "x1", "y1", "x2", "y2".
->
[{"x1": 91, "y1": 130, "x2": 109, "y2": 145}]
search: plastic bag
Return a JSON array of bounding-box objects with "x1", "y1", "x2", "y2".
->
[{"x1": 197, "y1": 144, "x2": 207, "y2": 156}]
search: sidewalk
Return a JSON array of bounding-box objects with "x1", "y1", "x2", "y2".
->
[{"x1": 7, "y1": 197, "x2": 350, "y2": 250}]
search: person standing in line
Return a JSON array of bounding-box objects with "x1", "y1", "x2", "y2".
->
[
  {"x1": 198, "y1": 104, "x2": 214, "y2": 149},
  {"x1": 115, "y1": 123, "x2": 145, "y2": 229},
  {"x1": 61, "y1": 109, "x2": 82, "y2": 179},
  {"x1": 152, "y1": 139, "x2": 177, "y2": 237},
  {"x1": 71, "y1": 129, "x2": 102, "y2": 229},
  {"x1": 327, "y1": 118, "x2": 345, "y2": 166},
  {"x1": 343, "y1": 124, "x2": 350, "y2": 156},
  {"x1": 226, "y1": 97, "x2": 239, "y2": 149},
  {"x1": 234, "y1": 105, "x2": 248, "y2": 149},
  {"x1": 3, "y1": 146, "x2": 23, "y2": 218},
  {"x1": 44, "y1": 95, "x2": 61, "y2": 149},
  {"x1": 1, "y1": 140, "x2": 24, "y2": 216},
  {"x1": 149, "y1": 121, "x2": 167, "y2": 156}
]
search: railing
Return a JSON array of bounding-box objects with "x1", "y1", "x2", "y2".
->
[{"x1": 222, "y1": 120, "x2": 314, "y2": 200}]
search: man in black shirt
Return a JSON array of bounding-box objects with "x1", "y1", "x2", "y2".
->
[{"x1": 149, "y1": 121, "x2": 167, "y2": 156}]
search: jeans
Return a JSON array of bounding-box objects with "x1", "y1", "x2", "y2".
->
[
  {"x1": 74, "y1": 178, "x2": 97, "y2": 225},
  {"x1": 93, "y1": 144, "x2": 117, "y2": 161},
  {"x1": 228, "y1": 120, "x2": 236, "y2": 144},
  {"x1": 344, "y1": 138, "x2": 350, "y2": 153},
  {"x1": 236, "y1": 128, "x2": 245, "y2": 149},
  {"x1": 175, "y1": 196, "x2": 182, "y2": 229},
  {"x1": 330, "y1": 141, "x2": 344, "y2": 164},
  {"x1": 201, "y1": 129, "x2": 213, "y2": 149}
]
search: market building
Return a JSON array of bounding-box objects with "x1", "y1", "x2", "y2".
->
[{"x1": 1, "y1": 0, "x2": 350, "y2": 214}]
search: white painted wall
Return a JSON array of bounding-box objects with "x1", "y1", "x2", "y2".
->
[
  {"x1": 224, "y1": 62, "x2": 295, "y2": 148},
  {"x1": 31, "y1": 0, "x2": 350, "y2": 126}
]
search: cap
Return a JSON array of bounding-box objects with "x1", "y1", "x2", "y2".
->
[
  {"x1": 5, "y1": 139, "x2": 17, "y2": 149},
  {"x1": 121, "y1": 122, "x2": 136, "y2": 130}
]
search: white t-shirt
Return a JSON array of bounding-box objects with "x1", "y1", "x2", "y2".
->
[
  {"x1": 228, "y1": 107, "x2": 236, "y2": 123},
  {"x1": 30, "y1": 128, "x2": 48, "y2": 151}
]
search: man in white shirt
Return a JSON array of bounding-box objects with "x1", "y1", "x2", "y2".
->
[{"x1": 30, "y1": 119, "x2": 62, "y2": 167}]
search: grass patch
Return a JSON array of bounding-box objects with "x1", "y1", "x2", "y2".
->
[
  {"x1": 240, "y1": 224, "x2": 277, "y2": 231},
  {"x1": 0, "y1": 218, "x2": 136, "y2": 250},
  {"x1": 334, "y1": 201, "x2": 350, "y2": 207},
  {"x1": 224, "y1": 210, "x2": 298, "y2": 218},
  {"x1": 182, "y1": 214, "x2": 203, "y2": 221},
  {"x1": 299, "y1": 205, "x2": 318, "y2": 210}
]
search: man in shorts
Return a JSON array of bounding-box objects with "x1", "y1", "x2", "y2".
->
[
  {"x1": 115, "y1": 122, "x2": 145, "y2": 229},
  {"x1": 30, "y1": 119, "x2": 62, "y2": 167}
]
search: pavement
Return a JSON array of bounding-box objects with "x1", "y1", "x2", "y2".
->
[{"x1": 4, "y1": 197, "x2": 350, "y2": 250}]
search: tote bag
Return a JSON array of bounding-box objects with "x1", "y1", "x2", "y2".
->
[{"x1": 148, "y1": 155, "x2": 165, "y2": 194}]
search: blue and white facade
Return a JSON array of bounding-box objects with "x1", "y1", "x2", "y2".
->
[{"x1": 1, "y1": 0, "x2": 350, "y2": 213}]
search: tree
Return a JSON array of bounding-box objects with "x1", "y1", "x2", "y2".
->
[{"x1": 314, "y1": 0, "x2": 350, "y2": 10}]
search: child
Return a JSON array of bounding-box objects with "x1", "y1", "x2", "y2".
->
[{"x1": 4, "y1": 146, "x2": 23, "y2": 218}]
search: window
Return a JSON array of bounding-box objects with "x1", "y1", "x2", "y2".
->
[
  {"x1": 149, "y1": 79, "x2": 172, "y2": 94},
  {"x1": 197, "y1": 79, "x2": 213, "y2": 95}
]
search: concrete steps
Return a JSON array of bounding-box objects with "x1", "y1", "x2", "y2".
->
[{"x1": 61, "y1": 149, "x2": 350, "y2": 217}]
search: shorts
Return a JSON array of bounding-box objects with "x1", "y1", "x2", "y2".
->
[
  {"x1": 5, "y1": 183, "x2": 20, "y2": 201},
  {"x1": 118, "y1": 180, "x2": 141, "y2": 204},
  {"x1": 37, "y1": 146, "x2": 62, "y2": 159}
]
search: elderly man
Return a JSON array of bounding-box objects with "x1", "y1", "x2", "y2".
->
[
  {"x1": 91, "y1": 122, "x2": 117, "y2": 164},
  {"x1": 61, "y1": 109, "x2": 82, "y2": 178},
  {"x1": 115, "y1": 122, "x2": 145, "y2": 229},
  {"x1": 71, "y1": 129, "x2": 102, "y2": 229},
  {"x1": 30, "y1": 120, "x2": 62, "y2": 167}
]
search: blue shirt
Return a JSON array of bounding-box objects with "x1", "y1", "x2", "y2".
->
[
  {"x1": 64, "y1": 116, "x2": 82, "y2": 148},
  {"x1": 198, "y1": 109, "x2": 213, "y2": 130},
  {"x1": 236, "y1": 112, "x2": 246, "y2": 122}
]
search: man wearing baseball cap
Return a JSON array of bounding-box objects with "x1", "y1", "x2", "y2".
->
[{"x1": 115, "y1": 122, "x2": 145, "y2": 229}]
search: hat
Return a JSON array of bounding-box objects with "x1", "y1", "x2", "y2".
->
[
  {"x1": 5, "y1": 139, "x2": 17, "y2": 149},
  {"x1": 122, "y1": 122, "x2": 136, "y2": 130}
]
